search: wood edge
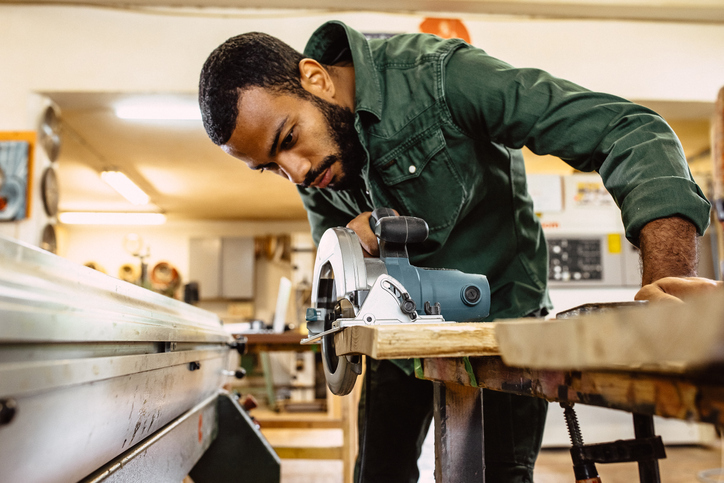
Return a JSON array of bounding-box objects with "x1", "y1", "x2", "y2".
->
[{"x1": 335, "y1": 322, "x2": 499, "y2": 359}]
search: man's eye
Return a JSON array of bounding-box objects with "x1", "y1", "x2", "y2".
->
[
  {"x1": 259, "y1": 163, "x2": 278, "y2": 174},
  {"x1": 281, "y1": 129, "x2": 294, "y2": 148}
]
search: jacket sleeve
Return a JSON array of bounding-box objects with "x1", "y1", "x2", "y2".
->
[{"x1": 442, "y1": 45, "x2": 711, "y2": 244}]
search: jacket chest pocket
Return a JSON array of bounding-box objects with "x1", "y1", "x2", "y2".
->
[{"x1": 371, "y1": 128, "x2": 466, "y2": 232}]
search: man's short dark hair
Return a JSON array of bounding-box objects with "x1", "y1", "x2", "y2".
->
[{"x1": 199, "y1": 32, "x2": 306, "y2": 145}]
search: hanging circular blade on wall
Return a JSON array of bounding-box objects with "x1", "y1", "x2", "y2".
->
[
  {"x1": 38, "y1": 104, "x2": 61, "y2": 162},
  {"x1": 40, "y1": 224, "x2": 57, "y2": 254},
  {"x1": 41, "y1": 167, "x2": 59, "y2": 217}
]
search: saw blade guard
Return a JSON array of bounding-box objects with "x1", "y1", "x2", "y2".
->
[
  {"x1": 308, "y1": 227, "x2": 368, "y2": 338},
  {"x1": 308, "y1": 227, "x2": 370, "y2": 395}
]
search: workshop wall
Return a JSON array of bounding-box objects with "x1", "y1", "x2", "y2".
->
[{"x1": 58, "y1": 219, "x2": 311, "y2": 323}]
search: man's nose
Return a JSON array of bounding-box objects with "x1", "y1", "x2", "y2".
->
[{"x1": 277, "y1": 156, "x2": 308, "y2": 185}]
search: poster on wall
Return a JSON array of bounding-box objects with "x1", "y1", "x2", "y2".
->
[{"x1": 0, "y1": 138, "x2": 33, "y2": 221}]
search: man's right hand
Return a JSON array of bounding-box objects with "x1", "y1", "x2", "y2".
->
[
  {"x1": 634, "y1": 276, "x2": 723, "y2": 303},
  {"x1": 346, "y1": 212, "x2": 379, "y2": 257}
]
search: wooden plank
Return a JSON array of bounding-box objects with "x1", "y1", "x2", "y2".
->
[
  {"x1": 713, "y1": 86, "x2": 724, "y2": 218},
  {"x1": 243, "y1": 332, "x2": 307, "y2": 353},
  {"x1": 334, "y1": 322, "x2": 499, "y2": 359},
  {"x1": 495, "y1": 293, "x2": 724, "y2": 370},
  {"x1": 422, "y1": 356, "x2": 724, "y2": 427}
]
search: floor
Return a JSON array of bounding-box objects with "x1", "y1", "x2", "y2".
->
[
  {"x1": 534, "y1": 445, "x2": 723, "y2": 483},
  {"x1": 280, "y1": 441, "x2": 724, "y2": 483}
]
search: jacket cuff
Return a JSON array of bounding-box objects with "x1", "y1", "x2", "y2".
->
[{"x1": 621, "y1": 176, "x2": 711, "y2": 245}]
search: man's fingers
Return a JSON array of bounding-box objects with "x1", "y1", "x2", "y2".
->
[
  {"x1": 634, "y1": 284, "x2": 684, "y2": 303},
  {"x1": 346, "y1": 212, "x2": 379, "y2": 257},
  {"x1": 635, "y1": 276, "x2": 722, "y2": 303}
]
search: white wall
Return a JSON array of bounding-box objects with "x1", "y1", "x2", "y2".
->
[
  {"x1": 1, "y1": 5, "x2": 723, "y2": 246},
  {"x1": 59, "y1": 218, "x2": 309, "y2": 276},
  {"x1": 58, "y1": 219, "x2": 311, "y2": 320}
]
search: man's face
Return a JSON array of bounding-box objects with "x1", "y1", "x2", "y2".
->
[{"x1": 222, "y1": 86, "x2": 366, "y2": 191}]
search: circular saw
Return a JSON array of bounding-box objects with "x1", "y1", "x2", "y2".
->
[{"x1": 302, "y1": 209, "x2": 491, "y2": 396}]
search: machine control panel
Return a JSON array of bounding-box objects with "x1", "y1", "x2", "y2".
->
[
  {"x1": 548, "y1": 238, "x2": 603, "y2": 282},
  {"x1": 546, "y1": 235, "x2": 641, "y2": 287}
]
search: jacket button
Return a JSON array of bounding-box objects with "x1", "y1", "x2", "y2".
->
[{"x1": 408, "y1": 165, "x2": 417, "y2": 174}]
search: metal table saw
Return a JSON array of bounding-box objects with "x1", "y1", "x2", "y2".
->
[{"x1": 0, "y1": 235, "x2": 280, "y2": 482}]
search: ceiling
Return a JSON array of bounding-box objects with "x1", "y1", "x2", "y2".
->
[
  {"x1": 7, "y1": 0, "x2": 724, "y2": 24},
  {"x1": 50, "y1": 92, "x2": 309, "y2": 220}
]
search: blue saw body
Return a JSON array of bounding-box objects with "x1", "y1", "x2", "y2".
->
[{"x1": 382, "y1": 256, "x2": 490, "y2": 322}]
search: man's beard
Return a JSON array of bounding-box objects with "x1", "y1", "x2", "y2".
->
[{"x1": 302, "y1": 95, "x2": 367, "y2": 191}]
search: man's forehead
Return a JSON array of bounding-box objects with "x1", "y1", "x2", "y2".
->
[{"x1": 225, "y1": 88, "x2": 285, "y2": 158}]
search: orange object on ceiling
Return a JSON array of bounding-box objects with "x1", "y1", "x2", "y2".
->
[{"x1": 419, "y1": 18, "x2": 471, "y2": 43}]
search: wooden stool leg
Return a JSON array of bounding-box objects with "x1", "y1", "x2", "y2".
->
[{"x1": 433, "y1": 382, "x2": 485, "y2": 482}]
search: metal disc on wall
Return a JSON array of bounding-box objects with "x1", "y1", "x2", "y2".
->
[
  {"x1": 40, "y1": 224, "x2": 57, "y2": 254},
  {"x1": 119, "y1": 263, "x2": 140, "y2": 283},
  {"x1": 38, "y1": 104, "x2": 61, "y2": 162},
  {"x1": 41, "y1": 167, "x2": 59, "y2": 217}
]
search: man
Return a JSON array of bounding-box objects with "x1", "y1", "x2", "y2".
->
[{"x1": 199, "y1": 21, "x2": 711, "y2": 482}]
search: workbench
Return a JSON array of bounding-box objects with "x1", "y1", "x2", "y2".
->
[{"x1": 334, "y1": 291, "x2": 724, "y2": 482}]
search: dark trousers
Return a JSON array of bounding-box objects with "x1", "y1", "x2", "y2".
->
[{"x1": 354, "y1": 358, "x2": 548, "y2": 483}]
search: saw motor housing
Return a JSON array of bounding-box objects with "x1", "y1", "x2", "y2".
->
[{"x1": 305, "y1": 209, "x2": 491, "y2": 395}]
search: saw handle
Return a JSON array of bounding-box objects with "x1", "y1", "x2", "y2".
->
[
  {"x1": 369, "y1": 208, "x2": 429, "y2": 244},
  {"x1": 369, "y1": 208, "x2": 429, "y2": 259}
]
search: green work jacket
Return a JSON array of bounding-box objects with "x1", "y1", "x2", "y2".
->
[{"x1": 298, "y1": 21, "x2": 711, "y2": 323}]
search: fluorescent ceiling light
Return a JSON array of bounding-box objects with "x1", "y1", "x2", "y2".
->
[
  {"x1": 59, "y1": 212, "x2": 167, "y2": 225},
  {"x1": 101, "y1": 171, "x2": 150, "y2": 205},
  {"x1": 115, "y1": 100, "x2": 201, "y2": 121}
]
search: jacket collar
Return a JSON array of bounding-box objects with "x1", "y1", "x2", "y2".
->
[{"x1": 303, "y1": 21, "x2": 382, "y2": 121}]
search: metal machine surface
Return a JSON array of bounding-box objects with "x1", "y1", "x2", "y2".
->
[
  {"x1": 0, "y1": 235, "x2": 279, "y2": 482},
  {"x1": 303, "y1": 209, "x2": 491, "y2": 396}
]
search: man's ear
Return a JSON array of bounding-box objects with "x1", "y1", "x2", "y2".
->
[{"x1": 299, "y1": 58, "x2": 335, "y2": 100}]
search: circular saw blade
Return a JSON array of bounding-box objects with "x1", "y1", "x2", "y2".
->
[
  {"x1": 321, "y1": 299, "x2": 361, "y2": 396},
  {"x1": 311, "y1": 227, "x2": 368, "y2": 396}
]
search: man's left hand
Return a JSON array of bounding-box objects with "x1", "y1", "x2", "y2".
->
[{"x1": 635, "y1": 276, "x2": 723, "y2": 303}]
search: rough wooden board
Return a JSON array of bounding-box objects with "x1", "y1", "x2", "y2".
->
[
  {"x1": 334, "y1": 322, "x2": 499, "y2": 359},
  {"x1": 495, "y1": 291, "x2": 724, "y2": 370},
  {"x1": 422, "y1": 356, "x2": 724, "y2": 427}
]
